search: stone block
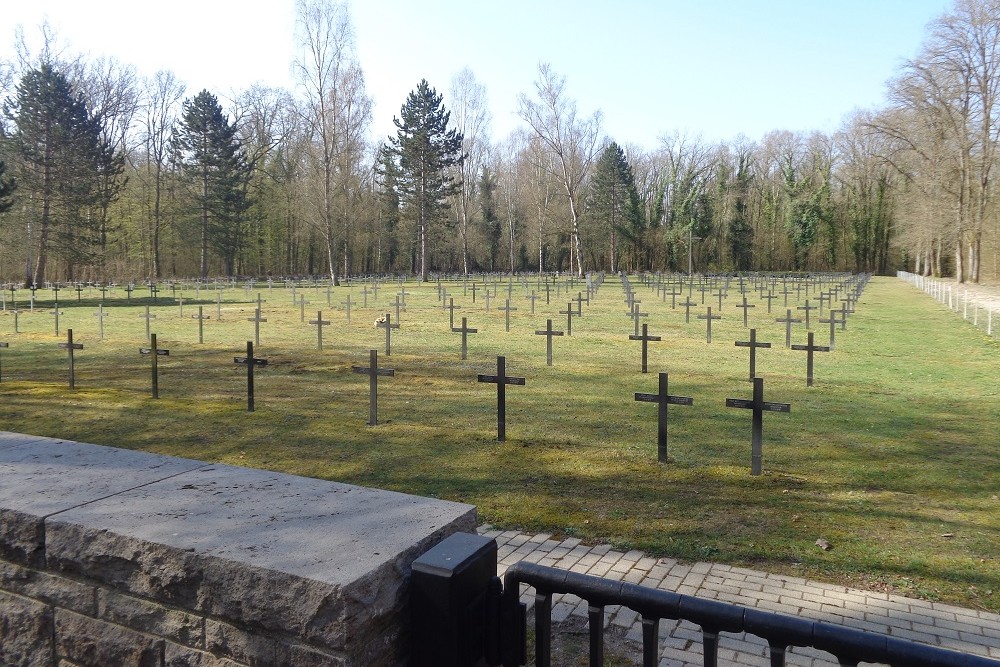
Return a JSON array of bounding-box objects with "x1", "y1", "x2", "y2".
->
[
  {"x1": 0, "y1": 590, "x2": 53, "y2": 667},
  {"x1": 164, "y1": 641, "x2": 247, "y2": 667},
  {"x1": 98, "y1": 587, "x2": 204, "y2": 648},
  {"x1": 274, "y1": 641, "x2": 346, "y2": 667},
  {"x1": 204, "y1": 618, "x2": 276, "y2": 665},
  {"x1": 0, "y1": 558, "x2": 97, "y2": 615},
  {"x1": 55, "y1": 608, "x2": 163, "y2": 667}
]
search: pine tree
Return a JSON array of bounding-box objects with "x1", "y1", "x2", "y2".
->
[
  {"x1": 728, "y1": 150, "x2": 755, "y2": 271},
  {"x1": 0, "y1": 159, "x2": 14, "y2": 214},
  {"x1": 4, "y1": 63, "x2": 116, "y2": 285},
  {"x1": 175, "y1": 90, "x2": 250, "y2": 277},
  {"x1": 479, "y1": 166, "x2": 501, "y2": 271},
  {"x1": 388, "y1": 79, "x2": 464, "y2": 282},
  {"x1": 587, "y1": 142, "x2": 642, "y2": 272}
]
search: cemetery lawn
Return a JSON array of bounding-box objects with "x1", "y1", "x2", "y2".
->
[{"x1": 0, "y1": 276, "x2": 997, "y2": 612}]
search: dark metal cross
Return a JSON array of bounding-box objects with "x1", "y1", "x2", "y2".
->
[
  {"x1": 559, "y1": 302, "x2": 575, "y2": 336},
  {"x1": 139, "y1": 333, "x2": 170, "y2": 399},
  {"x1": 626, "y1": 302, "x2": 648, "y2": 337},
  {"x1": 499, "y1": 299, "x2": 517, "y2": 332},
  {"x1": 534, "y1": 319, "x2": 564, "y2": 366},
  {"x1": 470, "y1": 283, "x2": 478, "y2": 303},
  {"x1": 58, "y1": 329, "x2": 84, "y2": 389},
  {"x1": 791, "y1": 331, "x2": 831, "y2": 387},
  {"x1": 736, "y1": 295, "x2": 755, "y2": 327},
  {"x1": 451, "y1": 316, "x2": 478, "y2": 360},
  {"x1": 247, "y1": 308, "x2": 267, "y2": 347},
  {"x1": 725, "y1": 376, "x2": 790, "y2": 476},
  {"x1": 447, "y1": 297, "x2": 462, "y2": 329},
  {"x1": 477, "y1": 355, "x2": 525, "y2": 442},
  {"x1": 735, "y1": 328, "x2": 772, "y2": 381},
  {"x1": 75, "y1": 283, "x2": 85, "y2": 302},
  {"x1": 192, "y1": 306, "x2": 210, "y2": 344},
  {"x1": 139, "y1": 305, "x2": 156, "y2": 343},
  {"x1": 681, "y1": 297, "x2": 697, "y2": 323},
  {"x1": 635, "y1": 372, "x2": 693, "y2": 463},
  {"x1": 377, "y1": 312, "x2": 400, "y2": 355},
  {"x1": 526, "y1": 291, "x2": 539, "y2": 315},
  {"x1": 629, "y1": 323, "x2": 661, "y2": 373},
  {"x1": 234, "y1": 341, "x2": 268, "y2": 412},
  {"x1": 572, "y1": 292, "x2": 585, "y2": 316},
  {"x1": 93, "y1": 304, "x2": 109, "y2": 341},
  {"x1": 818, "y1": 312, "x2": 842, "y2": 349},
  {"x1": 352, "y1": 349, "x2": 395, "y2": 426},
  {"x1": 309, "y1": 311, "x2": 331, "y2": 350},
  {"x1": 775, "y1": 308, "x2": 803, "y2": 348},
  {"x1": 697, "y1": 307, "x2": 721, "y2": 343},
  {"x1": 796, "y1": 300, "x2": 816, "y2": 329},
  {"x1": 761, "y1": 291, "x2": 778, "y2": 313}
]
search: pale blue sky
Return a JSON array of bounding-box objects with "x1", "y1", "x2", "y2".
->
[{"x1": 4, "y1": 0, "x2": 953, "y2": 149}]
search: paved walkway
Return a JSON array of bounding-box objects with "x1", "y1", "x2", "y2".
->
[{"x1": 478, "y1": 526, "x2": 1000, "y2": 666}]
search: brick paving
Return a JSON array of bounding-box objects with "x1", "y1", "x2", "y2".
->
[{"x1": 479, "y1": 526, "x2": 1000, "y2": 666}]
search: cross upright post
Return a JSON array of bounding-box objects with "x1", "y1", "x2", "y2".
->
[
  {"x1": 247, "y1": 308, "x2": 267, "y2": 348},
  {"x1": 139, "y1": 333, "x2": 170, "y2": 399},
  {"x1": 58, "y1": 329, "x2": 84, "y2": 389},
  {"x1": 448, "y1": 297, "x2": 461, "y2": 329},
  {"x1": 791, "y1": 331, "x2": 831, "y2": 387},
  {"x1": 634, "y1": 372, "x2": 693, "y2": 463},
  {"x1": 477, "y1": 355, "x2": 525, "y2": 442},
  {"x1": 234, "y1": 341, "x2": 268, "y2": 412},
  {"x1": 342, "y1": 295, "x2": 355, "y2": 324},
  {"x1": 736, "y1": 295, "x2": 755, "y2": 327},
  {"x1": 797, "y1": 300, "x2": 816, "y2": 329},
  {"x1": 192, "y1": 306, "x2": 210, "y2": 344},
  {"x1": 534, "y1": 319, "x2": 564, "y2": 366},
  {"x1": 629, "y1": 323, "x2": 661, "y2": 373},
  {"x1": 725, "y1": 376, "x2": 790, "y2": 476},
  {"x1": 299, "y1": 297, "x2": 310, "y2": 323},
  {"x1": 527, "y1": 291, "x2": 539, "y2": 315},
  {"x1": 451, "y1": 317, "x2": 478, "y2": 360},
  {"x1": 681, "y1": 297, "x2": 697, "y2": 323},
  {"x1": 352, "y1": 349, "x2": 395, "y2": 426},
  {"x1": 697, "y1": 307, "x2": 722, "y2": 343},
  {"x1": 377, "y1": 312, "x2": 400, "y2": 356},
  {"x1": 309, "y1": 311, "x2": 331, "y2": 350},
  {"x1": 735, "y1": 328, "x2": 772, "y2": 381},
  {"x1": 776, "y1": 308, "x2": 803, "y2": 348},
  {"x1": 93, "y1": 304, "x2": 109, "y2": 341},
  {"x1": 50, "y1": 302, "x2": 64, "y2": 336},
  {"x1": 0, "y1": 341, "x2": 8, "y2": 382},
  {"x1": 139, "y1": 305, "x2": 156, "y2": 342}
]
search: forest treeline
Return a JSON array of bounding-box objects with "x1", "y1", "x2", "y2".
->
[{"x1": 1, "y1": 0, "x2": 998, "y2": 284}]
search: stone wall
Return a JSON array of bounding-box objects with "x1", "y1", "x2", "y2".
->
[{"x1": 0, "y1": 432, "x2": 477, "y2": 666}]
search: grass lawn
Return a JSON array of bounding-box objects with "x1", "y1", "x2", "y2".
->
[{"x1": 0, "y1": 274, "x2": 997, "y2": 612}]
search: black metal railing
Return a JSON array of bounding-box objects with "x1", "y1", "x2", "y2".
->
[{"x1": 499, "y1": 560, "x2": 999, "y2": 667}]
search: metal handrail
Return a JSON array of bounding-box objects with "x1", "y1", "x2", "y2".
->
[{"x1": 502, "y1": 560, "x2": 999, "y2": 667}]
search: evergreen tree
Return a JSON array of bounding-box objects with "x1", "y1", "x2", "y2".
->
[
  {"x1": 479, "y1": 166, "x2": 501, "y2": 271},
  {"x1": 388, "y1": 79, "x2": 464, "y2": 282},
  {"x1": 3, "y1": 63, "x2": 116, "y2": 284},
  {"x1": 0, "y1": 159, "x2": 14, "y2": 214},
  {"x1": 783, "y1": 160, "x2": 821, "y2": 271},
  {"x1": 587, "y1": 142, "x2": 641, "y2": 272},
  {"x1": 728, "y1": 150, "x2": 755, "y2": 271},
  {"x1": 175, "y1": 90, "x2": 250, "y2": 277},
  {"x1": 375, "y1": 144, "x2": 402, "y2": 271}
]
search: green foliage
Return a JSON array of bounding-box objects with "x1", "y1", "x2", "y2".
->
[
  {"x1": 728, "y1": 151, "x2": 754, "y2": 271},
  {"x1": 588, "y1": 142, "x2": 643, "y2": 272},
  {"x1": 175, "y1": 90, "x2": 251, "y2": 277},
  {"x1": 387, "y1": 79, "x2": 464, "y2": 281},
  {"x1": 783, "y1": 161, "x2": 822, "y2": 270},
  {"x1": 0, "y1": 158, "x2": 14, "y2": 214},
  {"x1": 479, "y1": 166, "x2": 502, "y2": 271}
]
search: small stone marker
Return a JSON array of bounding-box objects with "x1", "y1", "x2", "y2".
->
[
  {"x1": 451, "y1": 316, "x2": 478, "y2": 360},
  {"x1": 629, "y1": 323, "x2": 661, "y2": 373},
  {"x1": 377, "y1": 312, "x2": 400, "y2": 356},
  {"x1": 0, "y1": 341, "x2": 8, "y2": 382},
  {"x1": 791, "y1": 331, "x2": 830, "y2": 387},
  {"x1": 634, "y1": 372, "x2": 693, "y2": 463},
  {"x1": 697, "y1": 307, "x2": 721, "y2": 343},
  {"x1": 93, "y1": 304, "x2": 109, "y2": 340},
  {"x1": 58, "y1": 328, "x2": 84, "y2": 389},
  {"x1": 139, "y1": 305, "x2": 156, "y2": 343},
  {"x1": 139, "y1": 333, "x2": 170, "y2": 399},
  {"x1": 247, "y1": 308, "x2": 267, "y2": 347},
  {"x1": 775, "y1": 308, "x2": 803, "y2": 348},
  {"x1": 725, "y1": 376, "x2": 790, "y2": 476},
  {"x1": 477, "y1": 355, "x2": 525, "y2": 442},
  {"x1": 234, "y1": 341, "x2": 268, "y2": 412},
  {"x1": 735, "y1": 328, "x2": 772, "y2": 381},
  {"x1": 352, "y1": 349, "x2": 395, "y2": 426},
  {"x1": 499, "y1": 299, "x2": 517, "y2": 332},
  {"x1": 534, "y1": 319, "x2": 564, "y2": 366},
  {"x1": 192, "y1": 306, "x2": 210, "y2": 344},
  {"x1": 309, "y1": 311, "x2": 331, "y2": 351}
]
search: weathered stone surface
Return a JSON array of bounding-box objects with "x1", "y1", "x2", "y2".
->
[
  {"x1": 274, "y1": 641, "x2": 346, "y2": 667},
  {"x1": 55, "y1": 608, "x2": 163, "y2": 667},
  {"x1": 0, "y1": 558, "x2": 96, "y2": 615},
  {"x1": 0, "y1": 590, "x2": 53, "y2": 667},
  {"x1": 46, "y1": 462, "x2": 476, "y2": 656},
  {"x1": 164, "y1": 641, "x2": 247, "y2": 667},
  {"x1": 0, "y1": 434, "x2": 206, "y2": 566},
  {"x1": 98, "y1": 588, "x2": 204, "y2": 648},
  {"x1": 204, "y1": 618, "x2": 276, "y2": 665}
]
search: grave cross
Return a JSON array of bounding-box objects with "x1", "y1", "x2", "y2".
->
[
  {"x1": 477, "y1": 355, "x2": 525, "y2": 442},
  {"x1": 558, "y1": 302, "x2": 575, "y2": 336},
  {"x1": 342, "y1": 295, "x2": 355, "y2": 324},
  {"x1": 93, "y1": 304, "x2": 109, "y2": 341},
  {"x1": 234, "y1": 341, "x2": 268, "y2": 412},
  {"x1": 447, "y1": 297, "x2": 462, "y2": 329},
  {"x1": 58, "y1": 329, "x2": 84, "y2": 389},
  {"x1": 761, "y1": 291, "x2": 778, "y2": 313},
  {"x1": 451, "y1": 317, "x2": 479, "y2": 360},
  {"x1": 247, "y1": 308, "x2": 267, "y2": 347},
  {"x1": 192, "y1": 306, "x2": 210, "y2": 344},
  {"x1": 534, "y1": 319, "x2": 564, "y2": 366},
  {"x1": 572, "y1": 292, "x2": 585, "y2": 316},
  {"x1": 176, "y1": 296, "x2": 185, "y2": 318},
  {"x1": 634, "y1": 372, "x2": 693, "y2": 463},
  {"x1": 139, "y1": 333, "x2": 170, "y2": 398},
  {"x1": 0, "y1": 341, "x2": 8, "y2": 382},
  {"x1": 775, "y1": 308, "x2": 802, "y2": 348},
  {"x1": 697, "y1": 307, "x2": 722, "y2": 343},
  {"x1": 499, "y1": 299, "x2": 517, "y2": 332},
  {"x1": 626, "y1": 303, "x2": 648, "y2": 337},
  {"x1": 629, "y1": 323, "x2": 661, "y2": 373},
  {"x1": 736, "y1": 295, "x2": 756, "y2": 327},
  {"x1": 139, "y1": 305, "x2": 156, "y2": 342},
  {"x1": 470, "y1": 282, "x2": 478, "y2": 303},
  {"x1": 681, "y1": 297, "x2": 697, "y2": 323},
  {"x1": 818, "y1": 312, "x2": 842, "y2": 350},
  {"x1": 50, "y1": 303, "x2": 64, "y2": 336},
  {"x1": 377, "y1": 312, "x2": 400, "y2": 355},
  {"x1": 735, "y1": 328, "x2": 772, "y2": 381},
  {"x1": 725, "y1": 376, "x2": 790, "y2": 476},
  {"x1": 361, "y1": 286, "x2": 370, "y2": 308},
  {"x1": 527, "y1": 291, "x2": 539, "y2": 315},
  {"x1": 299, "y1": 297, "x2": 310, "y2": 323},
  {"x1": 352, "y1": 349, "x2": 395, "y2": 426},
  {"x1": 791, "y1": 331, "x2": 831, "y2": 387},
  {"x1": 309, "y1": 311, "x2": 331, "y2": 350},
  {"x1": 75, "y1": 283, "x2": 85, "y2": 302},
  {"x1": 796, "y1": 300, "x2": 816, "y2": 329}
]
